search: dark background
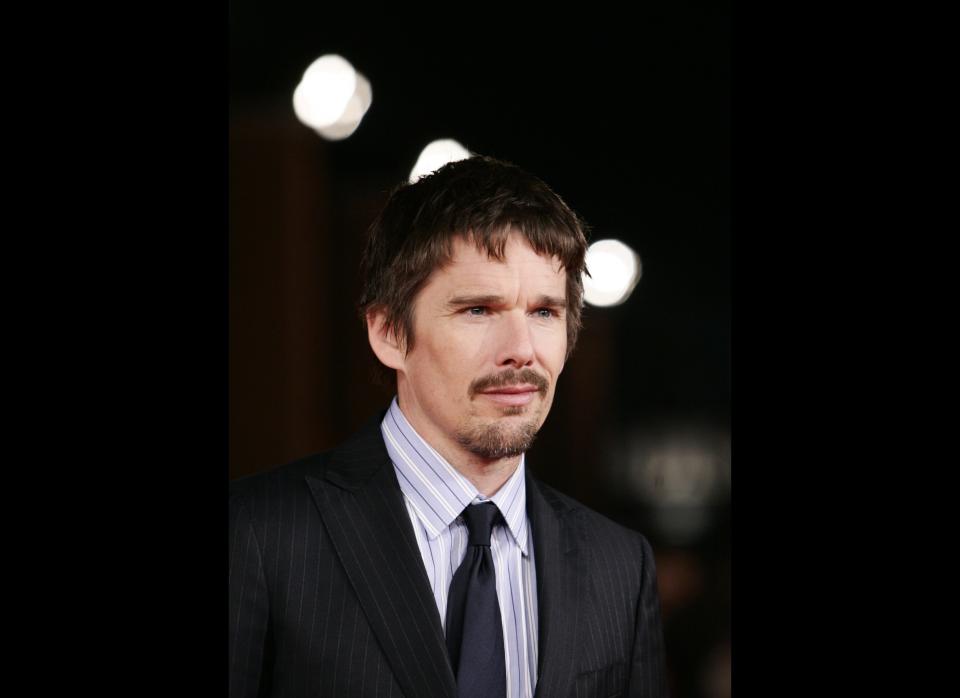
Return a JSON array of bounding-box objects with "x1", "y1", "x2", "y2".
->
[{"x1": 230, "y1": 2, "x2": 730, "y2": 696}]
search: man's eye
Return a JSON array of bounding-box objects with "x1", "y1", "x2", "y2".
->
[
  {"x1": 466, "y1": 306, "x2": 487, "y2": 316},
  {"x1": 535, "y1": 308, "x2": 556, "y2": 318}
]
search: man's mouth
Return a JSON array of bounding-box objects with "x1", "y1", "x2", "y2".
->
[
  {"x1": 469, "y1": 368, "x2": 550, "y2": 407},
  {"x1": 477, "y1": 384, "x2": 541, "y2": 406}
]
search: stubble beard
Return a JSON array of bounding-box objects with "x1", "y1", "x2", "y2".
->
[{"x1": 454, "y1": 404, "x2": 543, "y2": 460}]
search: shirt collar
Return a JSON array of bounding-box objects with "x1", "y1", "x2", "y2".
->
[{"x1": 381, "y1": 396, "x2": 529, "y2": 556}]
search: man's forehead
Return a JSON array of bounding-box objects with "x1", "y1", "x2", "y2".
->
[
  {"x1": 445, "y1": 233, "x2": 566, "y2": 273},
  {"x1": 432, "y1": 265, "x2": 567, "y2": 309}
]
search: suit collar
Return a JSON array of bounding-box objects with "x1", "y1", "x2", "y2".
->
[
  {"x1": 305, "y1": 411, "x2": 457, "y2": 698},
  {"x1": 526, "y1": 470, "x2": 583, "y2": 698},
  {"x1": 315, "y1": 410, "x2": 390, "y2": 491}
]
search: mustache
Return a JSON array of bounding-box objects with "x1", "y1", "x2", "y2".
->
[{"x1": 469, "y1": 368, "x2": 549, "y2": 398}]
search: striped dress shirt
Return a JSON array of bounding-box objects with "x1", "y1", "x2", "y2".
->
[{"x1": 381, "y1": 397, "x2": 539, "y2": 698}]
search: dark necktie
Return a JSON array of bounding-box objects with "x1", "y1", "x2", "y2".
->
[{"x1": 445, "y1": 501, "x2": 507, "y2": 698}]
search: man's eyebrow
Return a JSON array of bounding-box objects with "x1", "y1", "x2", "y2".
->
[
  {"x1": 445, "y1": 294, "x2": 567, "y2": 309},
  {"x1": 534, "y1": 295, "x2": 567, "y2": 309},
  {"x1": 445, "y1": 294, "x2": 505, "y2": 308}
]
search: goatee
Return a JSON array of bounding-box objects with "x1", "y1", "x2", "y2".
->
[{"x1": 455, "y1": 418, "x2": 540, "y2": 459}]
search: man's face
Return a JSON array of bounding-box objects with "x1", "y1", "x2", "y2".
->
[{"x1": 395, "y1": 232, "x2": 569, "y2": 465}]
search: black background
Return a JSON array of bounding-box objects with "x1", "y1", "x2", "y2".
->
[{"x1": 27, "y1": 0, "x2": 914, "y2": 692}]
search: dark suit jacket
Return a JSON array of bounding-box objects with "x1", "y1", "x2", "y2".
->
[{"x1": 230, "y1": 412, "x2": 667, "y2": 698}]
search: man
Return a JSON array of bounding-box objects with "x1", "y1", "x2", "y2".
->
[{"x1": 230, "y1": 156, "x2": 667, "y2": 697}]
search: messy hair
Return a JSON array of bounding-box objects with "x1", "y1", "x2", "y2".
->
[{"x1": 358, "y1": 155, "x2": 590, "y2": 363}]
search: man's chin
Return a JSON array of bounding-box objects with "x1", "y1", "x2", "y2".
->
[{"x1": 455, "y1": 417, "x2": 541, "y2": 460}]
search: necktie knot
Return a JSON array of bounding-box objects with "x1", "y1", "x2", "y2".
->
[{"x1": 460, "y1": 501, "x2": 501, "y2": 547}]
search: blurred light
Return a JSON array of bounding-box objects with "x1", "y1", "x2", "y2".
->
[
  {"x1": 293, "y1": 54, "x2": 372, "y2": 137},
  {"x1": 614, "y1": 421, "x2": 730, "y2": 545},
  {"x1": 409, "y1": 139, "x2": 471, "y2": 182},
  {"x1": 625, "y1": 424, "x2": 730, "y2": 506},
  {"x1": 314, "y1": 71, "x2": 373, "y2": 141},
  {"x1": 636, "y1": 442, "x2": 720, "y2": 506},
  {"x1": 582, "y1": 239, "x2": 642, "y2": 307}
]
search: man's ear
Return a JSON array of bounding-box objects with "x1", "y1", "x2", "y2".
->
[{"x1": 366, "y1": 309, "x2": 405, "y2": 371}]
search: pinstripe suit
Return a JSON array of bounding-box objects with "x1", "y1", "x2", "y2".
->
[{"x1": 230, "y1": 411, "x2": 667, "y2": 698}]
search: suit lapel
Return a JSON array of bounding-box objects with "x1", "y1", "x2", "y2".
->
[
  {"x1": 305, "y1": 414, "x2": 457, "y2": 698},
  {"x1": 527, "y1": 473, "x2": 584, "y2": 698}
]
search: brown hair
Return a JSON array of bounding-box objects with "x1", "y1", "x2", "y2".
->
[{"x1": 358, "y1": 155, "x2": 590, "y2": 363}]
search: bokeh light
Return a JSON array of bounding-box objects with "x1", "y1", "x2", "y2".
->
[
  {"x1": 409, "y1": 139, "x2": 471, "y2": 183},
  {"x1": 610, "y1": 421, "x2": 731, "y2": 545},
  {"x1": 293, "y1": 54, "x2": 372, "y2": 141},
  {"x1": 315, "y1": 72, "x2": 373, "y2": 141},
  {"x1": 292, "y1": 55, "x2": 357, "y2": 129},
  {"x1": 582, "y1": 239, "x2": 642, "y2": 307}
]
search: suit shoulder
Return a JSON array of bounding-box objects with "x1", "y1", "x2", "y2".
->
[
  {"x1": 535, "y1": 479, "x2": 653, "y2": 553},
  {"x1": 229, "y1": 451, "x2": 329, "y2": 513},
  {"x1": 533, "y1": 480, "x2": 658, "y2": 593},
  {"x1": 229, "y1": 409, "x2": 390, "y2": 517}
]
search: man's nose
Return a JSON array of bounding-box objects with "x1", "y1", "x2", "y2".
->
[{"x1": 494, "y1": 311, "x2": 535, "y2": 367}]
